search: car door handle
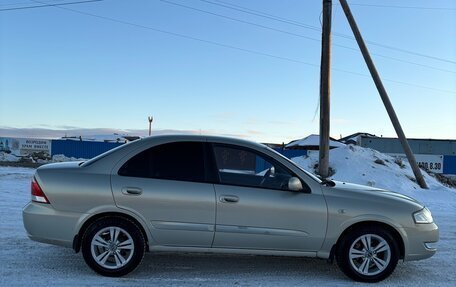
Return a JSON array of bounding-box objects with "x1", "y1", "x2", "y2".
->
[
  {"x1": 219, "y1": 195, "x2": 239, "y2": 203},
  {"x1": 122, "y1": 187, "x2": 143, "y2": 195}
]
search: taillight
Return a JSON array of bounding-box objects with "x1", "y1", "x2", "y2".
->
[{"x1": 31, "y1": 177, "x2": 49, "y2": 204}]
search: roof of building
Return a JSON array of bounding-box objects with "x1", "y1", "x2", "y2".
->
[
  {"x1": 286, "y1": 134, "x2": 345, "y2": 148},
  {"x1": 339, "y1": 132, "x2": 377, "y2": 144}
]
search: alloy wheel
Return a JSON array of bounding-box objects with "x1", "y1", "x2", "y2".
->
[
  {"x1": 90, "y1": 226, "x2": 135, "y2": 269},
  {"x1": 348, "y1": 234, "x2": 391, "y2": 276}
]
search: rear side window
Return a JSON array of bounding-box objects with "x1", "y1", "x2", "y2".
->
[{"x1": 118, "y1": 142, "x2": 205, "y2": 182}]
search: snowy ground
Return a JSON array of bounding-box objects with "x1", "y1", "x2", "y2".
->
[
  {"x1": 0, "y1": 152, "x2": 86, "y2": 164},
  {"x1": 1, "y1": 146, "x2": 455, "y2": 286}
]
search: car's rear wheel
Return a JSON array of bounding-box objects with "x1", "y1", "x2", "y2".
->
[
  {"x1": 336, "y1": 227, "x2": 399, "y2": 282},
  {"x1": 81, "y1": 217, "x2": 145, "y2": 276}
]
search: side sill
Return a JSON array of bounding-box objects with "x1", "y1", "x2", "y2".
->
[{"x1": 150, "y1": 246, "x2": 318, "y2": 258}]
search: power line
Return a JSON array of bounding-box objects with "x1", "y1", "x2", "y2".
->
[
  {"x1": 331, "y1": 30, "x2": 456, "y2": 65},
  {"x1": 200, "y1": 0, "x2": 456, "y2": 65},
  {"x1": 31, "y1": 1, "x2": 321, "y2": 66},
  {"x1": 160, "y1": 1, "x2": 327, "y2": 43},
  {"x1": 0, "y1": 1, "x2": 49, "y2": 7},
  {"x1": 160, "y1": 0, "x2": 455, "y2": 74},
  {"x1": 2, "y1": 1, "x2": 452, "y2": 99},
  {"x1": 29, "y1": 1, "x2": 455, "y2": 94},
  {"x1": 346, "y1": 3, "x2": 456, "y2": 11},
  {"x1": 200, "y1": 0, "x2": 322, "y2": 32},
  {"x1": 0, "y1": 0, "x2": 102, "y2": 12}
]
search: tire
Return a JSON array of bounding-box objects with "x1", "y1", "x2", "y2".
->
[
  {"x1": 81, "y1": 217, "x2": 145, "y2": 277},
  {"x1": 336, "y1": 227, "x2": 399, "y2": 283}
]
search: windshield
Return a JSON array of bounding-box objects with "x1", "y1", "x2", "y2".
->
[{"x1": 263, "y1": 146, "x2": 322, "y2": 183}]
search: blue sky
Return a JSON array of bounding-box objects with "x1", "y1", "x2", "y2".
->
[{"x1": 1, "y1": 0, "x2": 455, "y2": 143}]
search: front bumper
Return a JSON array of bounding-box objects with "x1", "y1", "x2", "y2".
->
[
  {"x1": 403, "y1": 222, "x2": 439, "y2": 261},
  {"x1": 22, "y1": 202, "x2": 83, "y2": 248}
]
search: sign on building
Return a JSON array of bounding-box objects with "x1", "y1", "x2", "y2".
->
[
  {"x1": 388, "y1": 153, "x2": 444, "y2": 174},
  {"x1": 0, "y1": 137, "x2": 51, "y2": 157}
]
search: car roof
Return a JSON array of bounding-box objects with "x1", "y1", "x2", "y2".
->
[
  {"x1": 82, "y1": 134, "x2": 267, "y2": 169},
  {"x1": 139, "y1": 134, "x2": 266, "y2": 149}
]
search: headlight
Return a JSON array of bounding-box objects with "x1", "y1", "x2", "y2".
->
[{"x1": 413, "y1": 207, "x2": 433, "y2": 224}]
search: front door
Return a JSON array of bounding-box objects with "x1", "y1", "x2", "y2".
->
[{"x1": 211, "y1": 144, "x2": 327, "y2": 251}]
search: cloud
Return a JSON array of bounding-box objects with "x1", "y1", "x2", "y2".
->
[
  {"x1": 0, "y1": 127, "x2": 209, "y2": 139},
  {"x1": 243, "y1": 118, "x2": 259, "y2": 125},
  {"x1": 0, "y1": 126, "x2": 284, "y2": 143},
  {"x1": 268, "y1": 120, "x2": 295, "y2": 126},
  {"x1": 56, "y1": 125, "x2": 81, "y2": 129},
  {"x1": 247, "y1": 130, "x2": 264, "y2": 135},
  {"x1": 211, "y1": 112, "x2": 237, "y2": 121}
]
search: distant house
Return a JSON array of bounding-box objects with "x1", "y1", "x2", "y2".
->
[
  {"x1": 339, "y1": 132, "x2": 376, "y2": 145},
  {"x1": 286, "y1": 134, "x2": 345, "y2": 150}
]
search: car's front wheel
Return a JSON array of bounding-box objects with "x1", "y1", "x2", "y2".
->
[
  {"x1": 336, "y1": 227, "x2": 399, "y2": 282},
  {"x1": 81, "y1": 217, "x2": 145, "y2": 276}
]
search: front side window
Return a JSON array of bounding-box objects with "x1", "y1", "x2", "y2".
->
[
  {"x1": 119, "y1": 142, "x2": 205, "y2": 182},
  {"x1": 213, "y1": 144, "x2": 296, "y2": 191}
]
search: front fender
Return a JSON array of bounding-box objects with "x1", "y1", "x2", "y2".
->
[{"x1": 317, "y1": 214, "x2": 408, "y2": 259}]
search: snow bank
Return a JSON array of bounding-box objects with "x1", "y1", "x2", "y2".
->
[
  {"x1": 292, "y1": 145, "x2": 452, "y2": 193},
  {"x1": 0, "y1": 152, "x2": 20, "y2": 162},
  {"x1": 0, "y1": 152, "x2": 86, "y2": 164},
  {"x1": 286, "y1": 134, "x2": 345, "y2": 148},
  {"x1": 51, "y1": 154, "x2": 87, "y2": 162}
]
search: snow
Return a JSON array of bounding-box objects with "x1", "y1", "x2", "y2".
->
[
  {"x1": 292, "y1": 144, "x2": 450, "y2": 192},
  {"x1": 286, "y1": 134, "x2": 345, "y2": 148},
  {"x1": 1, "y1": 145, "x2": 455, "y2": 286},
  {"x1": 51, "y1": 154, "x2": 87, "y2": 162},
  {"x1": 0, "y1": 152, "x2": 86, "y2": 164},
  {"x1": 0, "y1": 152, "x2": 20, "y2": 162}
]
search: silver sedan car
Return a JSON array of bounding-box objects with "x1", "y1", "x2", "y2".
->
[{"x1": 23, "y1": 135, "x2": 438, "y2": 282}]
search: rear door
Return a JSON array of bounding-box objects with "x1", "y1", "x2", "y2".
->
[
  {"x1": 211, "y1": 144, "x2": 327, "y2": 251},
  {"x1": 111, "y1": 141, "x2": 216, "y2": 247}
]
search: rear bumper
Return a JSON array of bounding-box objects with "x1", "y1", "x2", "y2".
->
[
  {"x1": 22, "y1": 202, "x2": 84, "y2": 248},
  {"x1": 403, "y1": 222, "x2": 439, "y2": 261}
]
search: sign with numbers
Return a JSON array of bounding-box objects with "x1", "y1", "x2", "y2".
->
[{"x1": 389, "y1": 153, "x2": 444, "y2": 173}]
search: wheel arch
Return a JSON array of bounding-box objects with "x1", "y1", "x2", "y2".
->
[
  {"x1": 333, "y1": 221, "x2": 405, "y2": 260},
  {"x1": 73, "y1": 212, "x2": 150, "y2": 253}
]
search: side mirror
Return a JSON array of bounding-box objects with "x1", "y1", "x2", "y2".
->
[{"x1": 288, "y1": 177, "x2": 303, "y2": 192}]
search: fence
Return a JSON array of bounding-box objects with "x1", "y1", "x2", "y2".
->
[
  {"x1": 50, "y1": 141, "x2": 308, "y2": 162},
  {"x1": 51, "y1": 140, "x2": 123, "y2": 159}
]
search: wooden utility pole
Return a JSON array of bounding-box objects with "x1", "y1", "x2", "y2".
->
[
  {"x1": 338, "y1": 0, "x2": 428, "y2": 188},
  {"x1": 318, "y1": 0, "x2": 332, "y2": 178},
  {"x1": 148, "y1": 116, "x2": 153, "y2": 136}
]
